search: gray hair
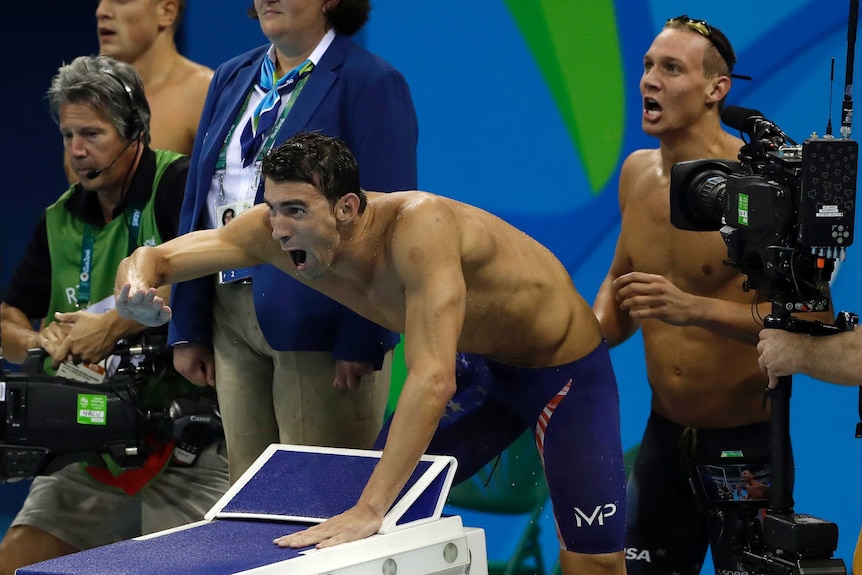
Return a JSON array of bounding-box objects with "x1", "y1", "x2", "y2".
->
[{"x1": 47, "y1": 55, "x2": 151, "y2": 146}]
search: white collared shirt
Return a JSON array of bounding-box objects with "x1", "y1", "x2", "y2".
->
[{"x1": 205, "y1": 29, "x2": 336, "y2": 230}]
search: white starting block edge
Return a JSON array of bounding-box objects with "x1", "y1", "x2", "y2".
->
[
  {"x1": 22, "y1": 515, "x2": 488, "y2": 575},
  {"x1": 216, "y1": 516, "x2": 487, "y2": 575},
  {"x1": 135, "y1": 515, "x2": 489, "y2": 575},
  {"x1": 205, "y1": 443, "x2": 459, "y2": 534}
]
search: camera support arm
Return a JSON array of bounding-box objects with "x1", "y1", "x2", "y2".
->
[
  {"x1": 762, "y1": 308, "x2": 796, "y2": 516},
  {"x1": 740, "y1": 306, "x2": 857, "y2": 574},
  {"x1": 762, "y1": 307, "x2": 858, "y2": 511}
]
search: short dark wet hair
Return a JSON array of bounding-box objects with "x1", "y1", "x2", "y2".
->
[{"x1": 262, "y1": 132, "x2": 366, "y2": 212}]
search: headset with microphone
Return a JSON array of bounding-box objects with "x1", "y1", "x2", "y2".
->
[
  {"x1": 85, "y1": 69, "x2": 146, "y2": 180},
  {"x1": 85, "y1": 137, "x2": 140, "y2": 179}
]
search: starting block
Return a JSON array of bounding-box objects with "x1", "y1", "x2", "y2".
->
[{"x1": 17, "y1": 444, "x2": 489, "y2": 575}]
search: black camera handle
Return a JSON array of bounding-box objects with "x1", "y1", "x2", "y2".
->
[{"x1": 761, "y1": 310, "x2": 796, "y2": 514}]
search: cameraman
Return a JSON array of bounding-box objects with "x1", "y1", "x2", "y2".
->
[
  {"x1": 0, "y1": 56, "x2": 228, "y2": 575},
  {"x1": 757, "y1": 327, "x2": 862, "y2": 573},
  {"x1": 592, "y1": 15, "x2": 834, "y2": 575}
]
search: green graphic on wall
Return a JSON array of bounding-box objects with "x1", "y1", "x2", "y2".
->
[{"x1": 504, "y1": 0, "x2": 625, "y2": 193}]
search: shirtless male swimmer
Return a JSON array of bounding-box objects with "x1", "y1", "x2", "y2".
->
[{"x1": 115, "y1": 132, "x2": 628, "y2": 575}]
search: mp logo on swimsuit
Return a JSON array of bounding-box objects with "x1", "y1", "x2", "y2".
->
[{"x1": 572, "y1": 503, "x2": 617, "y2": 527}]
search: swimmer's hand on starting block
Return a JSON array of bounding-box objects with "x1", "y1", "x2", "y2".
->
[
  {"x1": 116, "y1": 284, "x2": 173, "y2": 327},
  {"x1": 273, "y1": 504, "x2": 382, "y2": 549}
]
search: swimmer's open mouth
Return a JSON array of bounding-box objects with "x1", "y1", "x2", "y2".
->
[
  {"x1": 290, "y1": 250, "x2": 307, "y2": 268},
  {"x1": 644, "y1": 97, "x2": 662, "y2": 114}
]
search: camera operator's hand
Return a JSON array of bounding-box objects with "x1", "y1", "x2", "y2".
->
[
  {"x1": 50, "y1": 310, "x2": 139, "y2": 369},
  {"x1": 758, "y1": 327, "x2": 862, "y2": 388},
  {"x1": 333, "y1": 360, "x2": 374, "y2": 390},
  {"x1": 173, "y1": 344, "x2": 216, "y2": 387},
  {"x1": 756, "y1": 329, "x2": 803, "y2": 388},
  {"x1": 37, "y1": 320, "x2": 72, "y2": 359}
]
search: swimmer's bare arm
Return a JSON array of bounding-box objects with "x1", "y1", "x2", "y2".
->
[
  {"x1": 611, "y1": 271, "x2": 771, "y2": 344},
  {"x1": 593, "y1": 154, "x2": 641, "y2": 346},
  {"x1": 594, "y1": 242, "x2": 640, "y2": 347},
  {"x1": 115, "y1": 205, "x2": 270, "y2": 325},
  {"x1": 177, "y1": 61, "x2": 213, "y2": 153},
  {"x1": 149, "y1": 60, "x2": 213, "y2": 155},
  {"x1": 274, "y1": 198, "x2": 464, "y2": 549},
  {"x1": 614, "y1": 270, "x2": 833, "y2": 345}
]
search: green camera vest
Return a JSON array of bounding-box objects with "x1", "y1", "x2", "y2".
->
[{"x1": 43, "y1": 149, "x2": 195, "y2": 407}]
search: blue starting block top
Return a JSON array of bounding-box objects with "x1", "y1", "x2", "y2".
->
[
  {"x1": 17, "y1": 444, "x2": 471, "y2": 575},
  {"x1": 17, "y1": 520, "x2": 309, "y2": 575},
  {"x1": 208, "y1": 444, "x2": 455, "y2": 532}
]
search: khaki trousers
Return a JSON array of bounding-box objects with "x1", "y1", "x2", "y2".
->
[
  {"x1": 10, "y1": 441, "x2": 229, "y2": 550},
  {"x1": 213, "y1": 281, "x2": 391, "y2": 482}
]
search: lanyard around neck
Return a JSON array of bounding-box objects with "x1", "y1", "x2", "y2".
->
[
  {"x1": 77, "y1": 205, "x2": 143, "y2": 309},
  {"x1": 216, "y1": 64, "x2": 313, "y2": 172}
]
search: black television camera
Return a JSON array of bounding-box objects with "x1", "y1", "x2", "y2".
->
[
  {"x1": 0, "y1": 334, "x2": 223, "y2": 482},
  {"x1": 670, "y1": 107, "x2": 857, "y2": 314},
  {"x1": 667, "y1": 99, "x2": 858, "y2": 575}
]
